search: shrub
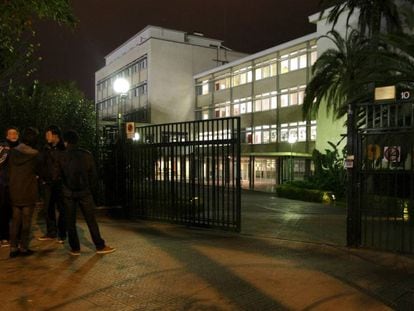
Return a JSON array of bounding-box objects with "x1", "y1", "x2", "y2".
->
[{"x1": 276, "y1": 184, "x2": 334, "y2": 203}]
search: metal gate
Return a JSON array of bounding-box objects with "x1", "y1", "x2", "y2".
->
[
  {"x1": 353, "y1": 100, "x2": 414, "y2": 252},
  {"x1": 111, "y1": 117, "x2": 241, "y2": 232}
]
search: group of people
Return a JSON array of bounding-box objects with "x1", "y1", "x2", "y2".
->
[{"x1": 0, "y1": 126, "x2": 115, "y2": 257}]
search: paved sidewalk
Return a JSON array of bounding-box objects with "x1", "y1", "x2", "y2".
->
[{"x1": 0, "y1": 208, "x2": 413, "y2": 310}]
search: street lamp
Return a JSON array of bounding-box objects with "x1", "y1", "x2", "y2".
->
[
  {"x1": 288, "y1": 136, "x2": 297, "y2": 182},
  {"x1": 113, "y1": 77, "x2": 130, "y2": 139}
]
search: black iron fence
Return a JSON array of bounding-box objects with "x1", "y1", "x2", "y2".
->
[
  {"x1": 102, "y1": 117, "x2": 241, "y2": 232},
  {"x1": 354, "y1": 101, "x2": 414, "y2": 252}
]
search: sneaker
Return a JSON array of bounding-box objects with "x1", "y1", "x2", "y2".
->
[
  {"x1": 69, "y1": 250, "x2": 80, "y2": 256},
  {"x1": 56, "y1": 239, "x2": 65, "y2": 244},
  {"x1": 1, "y1": 240, "x2": 10, "y2": 247},
  {"x1": 96, "y1": 246, "x2": 116, "y2": 254},
  {"x1": 38, "y1": 235, "x2": 55, "y2": 241},
  {"x1": 20, "y1": 249, "x2": 35, "y2": 257}
]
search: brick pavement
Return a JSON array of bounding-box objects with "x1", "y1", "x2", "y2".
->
[{"x1": 0, "y1": 208, "x2": 413, "y2": 310}]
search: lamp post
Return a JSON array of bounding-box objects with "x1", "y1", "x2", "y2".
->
[
  {"x1": 288, "y1": 136, "x2": 297, "y2": 182},
  {"x1": 113, "y1": 77, "x2": 130, "y2": 139}
]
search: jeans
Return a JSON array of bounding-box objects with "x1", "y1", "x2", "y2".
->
[
  {"x1": 10, "y1": 205, "x2": 34, "y2": 250},
  {"x1": 63, "y1": 193, "x2": 105, "y2": 251},
  {"x1": 0, "y1": 184, "x2": 12, "y2": 240},
  {"x1": 43, "y1": 183, "x2": 66, "y2": 239}
]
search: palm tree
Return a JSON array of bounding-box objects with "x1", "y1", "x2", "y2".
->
[
  {"x1": 319, "y1": 0, "x2": 408, "y2": 38},
  {"x1": 377, "y1": 32, "x2": 414, "y2": 85},
  {"x1": 302, "y1": 30, "x2": 374, "y2": 119}
]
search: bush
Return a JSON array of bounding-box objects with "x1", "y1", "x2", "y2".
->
[{"x1": 276, "y1": 184, "x2": 334, "y2": 203}]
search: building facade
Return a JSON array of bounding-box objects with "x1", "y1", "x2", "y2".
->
[
  {"x1": 194, "y1": 34, "x2": 319, "y2": 191},
  {"x1": 95, "y1": 25, "x2": 247, "y2": 140}
]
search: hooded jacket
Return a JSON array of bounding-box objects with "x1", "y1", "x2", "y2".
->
[
  {"x1": 59, "y1": 145, "x2": 98, "y2": 199},
  {"x1": 9, "y1": 143, "x2": 40, "y2": 206}
]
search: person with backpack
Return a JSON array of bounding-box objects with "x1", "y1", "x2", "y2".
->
[{"x1": 59, "y1": 130, "x2": 115, "y2": 255}]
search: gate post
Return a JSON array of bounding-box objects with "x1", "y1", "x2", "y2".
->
[{"x1": 346, "y1": 103, "x2": 360, "y2": 247}]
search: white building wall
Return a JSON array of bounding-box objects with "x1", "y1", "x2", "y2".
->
[
  {"x1": 309, "y1": 9, "x2": 359, "y2": 152},
  {"x1": 149, "y1": 39, "x2": 246, "y2": 123}
]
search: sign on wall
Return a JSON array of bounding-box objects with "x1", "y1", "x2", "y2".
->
[
  {"x1": 126, "y1": 122, "x2": 135, "y2": 139},
  {"x1": 383, "y1": 146, "x2": 401, "y2": 162}
]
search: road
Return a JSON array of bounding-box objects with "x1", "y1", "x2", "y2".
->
[{"x1": 241, "y1": 191, "x2": 347, "y2": 246}]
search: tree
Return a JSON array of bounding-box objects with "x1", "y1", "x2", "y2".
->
[
  {"x1": 319, "y1": 0, "x2": 409, "y2": 38},
  {"x1": 0, "y1": 0, "x2": 76, "y2": 91},
  {"x1": 0, "y1": 81, "x2": 96, "y2": 149},
  {"x1": 302, "y1": 30, "x2": 374, "y2": 119}
]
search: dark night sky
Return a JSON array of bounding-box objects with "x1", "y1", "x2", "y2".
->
[{"x1": 35, "y1": 0, "x2": 321, "y2": 99}]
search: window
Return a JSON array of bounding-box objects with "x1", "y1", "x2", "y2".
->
[
  {"x1": 201, "y1": 80, "x2": 209, "y2": 95},
  {"x1": 280, "y1": 48, "x2": 309, "y2": 73},
  {"x1": 254, "y1": 126, "x2": 262, "y2": 144},
  {"x1": 215, "y1": 76, "x2": 230, "y2": 91},
  {"x1": 254, "y1": 92, "x2": 277, "y2": 111},
  {"x1": 214, "y1": 101, "x2": 231, "y2": 118},
  {"x1": 280, "y1": 86, "x2": 305, "y2": 107},
  {"x1": 271, "y1": 96, "x2": 277, "y2": 109},
  {"x1": 298, "y1": 121, "x2": 307, "y2": 142},
  {"x1": 280, "y1": 57, "x2": 289, "y2": 74},
  {"x1": 254, "y1": 99, "x2": 261, "y2": 112},
  {"x1": 233, "y1": 104, "x2": 240, "y2": 116},
  {"x1": 310, "y1": 120, "x2": 317, "y2": 140},
  {"x1": 255, "y1": 59, "x2": 277, "y2": 81},
  {"x1": 290, "y1": 91, "x2": 298, "y2": 106},
  {"x1": 270, "y1": 125, "x2": 277, "y2": 142},
  {"x1": 202, "y1": 110, "x2": 209, "y2": 120},
  {"x1": 262, "y1": 125, "x2": 270, "y2": 144},
  {"x1": 255, "y1": 68, "x2": 262, "y2": 80},
  {"x1": 280, "y1": 125, "x2": 289, "y2": 142},
  {"x1": 236, "y1": 97, "x2": 252, "y2": 114},
  {"x1": 245, "y1": 128, "x2": 253, "y2": 144},
  {"x1": 299, "y1": 54, "x2": 307, "y2": 68},
  {"x1": 310, "y1": 46, "x2": 317, "y2": 66},
  {"x1": 280, "y1": 90, "x2": 289, "y2": 107},
  {"x1": 232, "y1": 67, "x2": 252, "y2": 87},
  {"x1": 290, "y1": 52, "x2": 298, "y2": 71},
  {"x1": 262, "y1": 98, "x2": 270, "y2": 111}
]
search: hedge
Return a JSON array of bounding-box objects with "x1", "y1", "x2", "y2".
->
[{"x1": 276, "y1": 184, "x2": 334, "y2": 203}]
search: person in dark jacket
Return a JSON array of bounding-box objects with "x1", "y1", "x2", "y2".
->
[
  {"x1": 38, "y1": 125, "x2": 66, "y2": 243},
  {"x1": 0, "y1": 126, "x2": 19, "y2": 247},
  {"x1": 8, "y1": 127, "x2": 40, "y2": 257},
  {"x1": 60, "y1": 130, "x2": 115, "y2": 255}
]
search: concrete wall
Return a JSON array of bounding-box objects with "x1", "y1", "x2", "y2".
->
[{"x1": 149, "y1": 39, "x2": 246, "y2": 124}]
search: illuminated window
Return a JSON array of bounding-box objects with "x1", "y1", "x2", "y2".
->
[
  {"x1": 280, "y1": 57, "x2": 289, "y2": 74},
  {"x1": 214, "y1": 76, "x2": 230, "y2": 91},
  {"x1": 311, "y1": 49, "x2": 317, "y2": 66},
  {"x1": 299, "y1": 54, "x2": 307, "y2": 68},
  {"x1": 290, "y1": 55, "x2": 298, "y2": 71},
  {"x1": 255, "y1": 99, "x2": 261, "y2": 112},
  {"x1": 201, "y1": 80, "x2": 209, "y2": 95},
  {"x1": 280, "y1": 125, "x2": 289, "y2": 142},
  {"x1": 281, "y1": 90, "x2": 289, "y2": 107},
  {"x1": 270, "y1": 125, "x2": 277, "y2": 142},
  {"x1": 262, "y1": 125, "x2": 270, "y2": 143},
  {"x1": 255, "y1": 68, "x2": 262, "y2": 80},
  {"x1": 311, "y1": 120, "x2": 317, "y2": 140},
  {"x1": 202, "y1": 110, "x2": 209, "y2": 120},
  {"x1": 271, "y1": 96, "x2": 277, "y2": 109},
  {"x1": 233, "y1": 104, "x2": 240, "y2": 116},
  {"x1": 233, "y1": 67, "x2": 252, "y2": 86},
  {"x1": 298, "y1": 121, "x2": 307, "y2": 141}
]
